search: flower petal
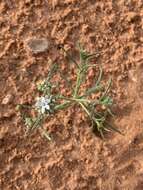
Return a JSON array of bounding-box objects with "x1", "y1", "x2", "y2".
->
[
  {"x1": 45, "y1": 104, "x2": 50, "y2": 110},
  {"x1": 41, "y1": 106, "x2": 45, "y2": 114}
]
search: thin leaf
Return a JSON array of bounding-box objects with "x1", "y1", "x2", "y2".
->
[
  {"x1": 95, "y1": 67, "x2": 103, "y2": 87},
  {"x1": 41, "y1": 129, "x2": 52, "y2": 141},
  {"x1": 59, "y1": 45, "x2": 80, "y2": 68},
  {"x1": 104, "y1": 121, "x2": 123, "y2": 135},
  {"x1": 100, "y1": 78, "x2": 112, "y2": 101}
]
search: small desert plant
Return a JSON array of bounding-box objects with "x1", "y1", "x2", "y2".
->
[{"x1": 17, "y1": 44, "x2": 121, "y2": 140}]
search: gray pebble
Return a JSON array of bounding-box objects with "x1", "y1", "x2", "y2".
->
[{"x1": 25, "y1": 38, "x2": 49, "y2": 54}]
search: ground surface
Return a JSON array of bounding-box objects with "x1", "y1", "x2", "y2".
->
[{"x1": 0, "y1": 0, "x2": 143, "y2": 190}]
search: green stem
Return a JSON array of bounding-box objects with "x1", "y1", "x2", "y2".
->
[
  {"x1": 78, "y1": 102, "x2": 91, "y2": 118},
  {"x1": 73, "y1": 69, "x2": 82, "y2": 98},
  {"x1": 31, "y1": 114, "x2": 44, "y2": 130},
  {"x1": 54, "y1": 101, "x2": 72, "y2": 111},
  {"x1": 59, "y1": 96, "x2": 99, "y2": 104}
]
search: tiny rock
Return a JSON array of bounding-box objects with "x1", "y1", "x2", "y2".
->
[
  {"x1": 25, "y1": 38, "x2": 49, "y2": 54},
  {"x1": 1, "y1": 94, "x2": 13, "y2": 105},
  {"x1": 128, "y1": 69, "x2": 137, "y2": 82}
]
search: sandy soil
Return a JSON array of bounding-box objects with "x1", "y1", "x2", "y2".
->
[{"x1": 0, "y1": 0, "x2": 143, "y2": 190}]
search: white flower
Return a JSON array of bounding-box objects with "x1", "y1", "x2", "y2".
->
[{"x1": 35, "y1": 96, "x2": 52, "y2": 114}]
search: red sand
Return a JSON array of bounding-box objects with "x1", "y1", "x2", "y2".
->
[{"x1": 0, "y1": 1, "x2": 143, "y2": 189}]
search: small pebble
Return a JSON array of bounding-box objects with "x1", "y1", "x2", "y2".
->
[
  {"x1": 25, "y1": 38, "x2": 49, "y2": 54},
  {"x1": 1, "y1": 94, "x2": 13, "y2": 105}
]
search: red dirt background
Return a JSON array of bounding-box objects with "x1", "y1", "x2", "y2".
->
[{"x1": 0, "y1": 0, "x2": 143, "y2": 190}]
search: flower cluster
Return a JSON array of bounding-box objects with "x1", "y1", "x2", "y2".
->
[{"x1": 35, "y1": 96, "x2": 52, "y2": 114}]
